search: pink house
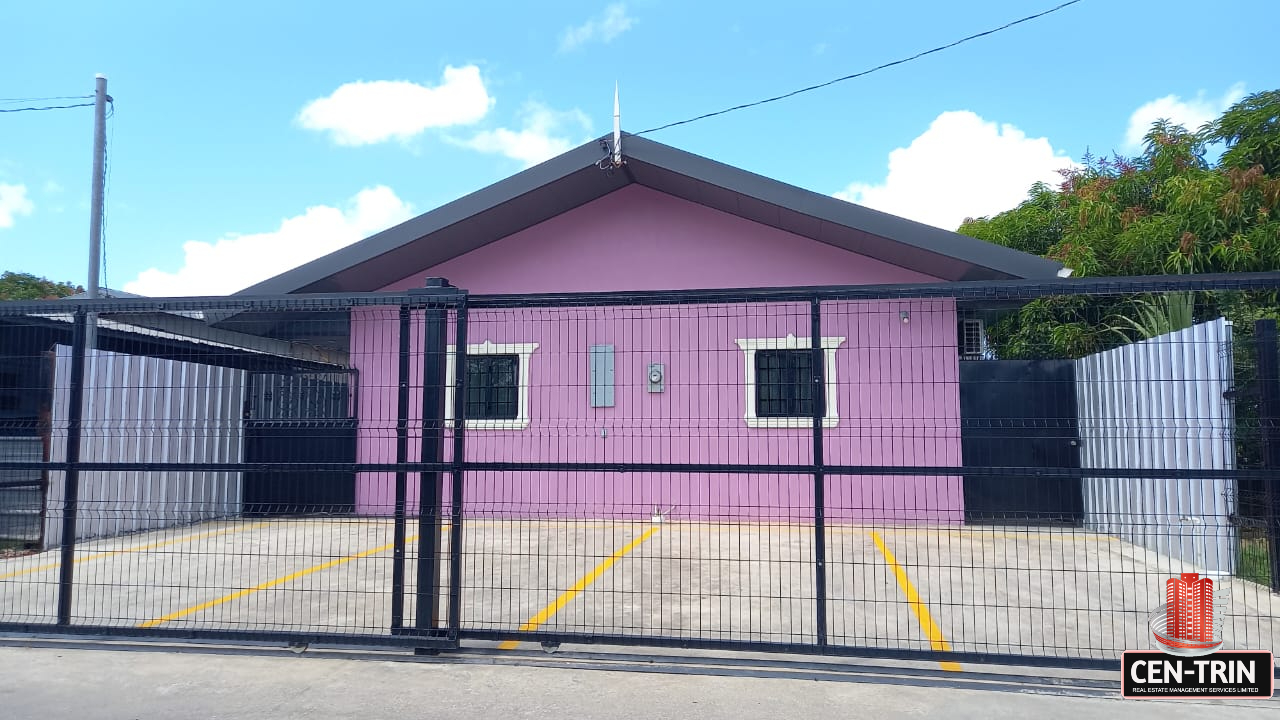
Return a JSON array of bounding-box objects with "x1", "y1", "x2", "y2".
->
[{"x1": 238, "y1": 134, "x2": 1064, "y2": 524}]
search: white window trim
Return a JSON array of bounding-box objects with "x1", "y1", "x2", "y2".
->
[
  {"x1": 734, "y1": 334, "x2": 845, "y2": 428},
  {"x1": 445, "y1": 340, "x2": 538, "y2": 430}
]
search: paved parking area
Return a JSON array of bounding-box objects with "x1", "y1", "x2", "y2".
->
[{"x1": 1, "y1": 517, "x2": 1277, "y2": 668}]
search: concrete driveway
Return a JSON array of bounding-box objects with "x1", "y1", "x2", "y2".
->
[{"x1": 1, "y1": 517, "x2": 1276, "y2": 670}]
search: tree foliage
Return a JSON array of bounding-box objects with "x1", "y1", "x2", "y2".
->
[
  {"x1": 958, "y1": 90, "x2": 1280, "y2": 360},
  {"x1": 1104, "y1": 292, "x2": 1194, "y2": 341},
  {"x1": 1204, "y1": 88, "x2": 1280, "y2": 175},
  {"x1": 0, "y1": 271, "x2": 83, "y2": 301}
]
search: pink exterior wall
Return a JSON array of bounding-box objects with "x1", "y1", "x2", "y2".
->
[
  {"x1": 352, "y1": 186, "x2": 963, "y2": 523},
  {"x1": 380, "y1": 185, "x2": 936, "y2": 293}
]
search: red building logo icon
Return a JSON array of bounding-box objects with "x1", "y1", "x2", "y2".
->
[{"x1": 1152, "y1": 572, "x2": 1224, "y2": 656}]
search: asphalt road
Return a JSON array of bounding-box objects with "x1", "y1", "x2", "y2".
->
[{"x1": 0, "y1": 643, "x2": 1275, "y2": 719}]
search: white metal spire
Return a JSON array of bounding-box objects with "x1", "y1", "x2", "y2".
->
[{"x1": 612, "y1": 82, "x2": 622, "y2": 166}]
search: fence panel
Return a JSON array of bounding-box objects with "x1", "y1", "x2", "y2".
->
[
  {"x1": 43, "y1": 345, "x2": 247, "y2": 547},
  {"x1": 1076, "y1": 319, "x2": 1237, "y2": 574},
  {"x1": 0, "y1": 276, "x2": 1275, "y2": 669},
  {"x1": 440, "y1": 301, "x2": 821, "y2": 646}
]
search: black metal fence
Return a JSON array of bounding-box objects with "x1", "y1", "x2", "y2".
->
[{"x1": 0, "y1": 273, "x2": 1277, "y2": 671}]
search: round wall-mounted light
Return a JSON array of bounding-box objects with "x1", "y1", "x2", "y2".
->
[{"x1": 900, "y1": 310, "x2": 911, "y2": 324}]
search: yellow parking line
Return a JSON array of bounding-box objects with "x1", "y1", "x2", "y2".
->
[
  {"x1": 870, "y1": 530, "x2": 962, "y2": 672},
  {"x1": 870, "y1": 527, "x2": 1117, "y2": 542},
  {"x1": 499, "y1": 525, "x2": 660, "y2": 650},
  {"x1": 138, "y1": 532, "x2": 423, "y2": 628},
  {"x1": 0, "y1": 522, "x2": 269, "y2": 581},
  {"x1": 658, "y1": 522, "x2": 1116, "y2": 542}
]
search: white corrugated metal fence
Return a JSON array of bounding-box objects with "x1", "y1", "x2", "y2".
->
[
  {"x1": 44, "y1": 346, "x2": 247, "y2": 548},
  {"x1": 1075, "y1": 318, "x2": 1238, "y2": 575}
]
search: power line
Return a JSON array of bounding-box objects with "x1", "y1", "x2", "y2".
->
[
  {"x1": 0, "y1": 102, "x2": 96, "y2": 113},
  {"x1": 634, "y1": 0, "x2": 1085, "y2": 136},
  {"x1": 0, "y1": 95, "x2": 93, "y2": 104}
]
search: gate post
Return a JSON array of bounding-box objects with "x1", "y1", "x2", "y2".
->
[
  {"x1": 1255, "y1": 319, "x2": 1280, "y2": 593},
  {"x1": 390, "y1": 305, "x2": 411, "y2": 629},
  {"x1": 811, "y1": 297, "x2": 829, "y2": 646},
  {"x1": 416, "y1": 278, "x2": 451, "y2": 630},
  {"x1": 55, "y1": 307, "x2": 88, "y2": 626},
  {"x1": 447, "y1": 298, "x2": 468, "y2": 636}
]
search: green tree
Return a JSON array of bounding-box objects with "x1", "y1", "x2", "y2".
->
[
  {"x1": 0, "y1": 271, "x2": 83, "y2": 301},
  {"x1": 1203, "y1": 88, "x2": 1280, "y2": 175},
  {"x1": 959, "y1": 90, "x2": 1280, "y2": 360}
]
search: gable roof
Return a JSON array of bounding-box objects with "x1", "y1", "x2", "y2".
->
[{"x1": 239, "y1": 133, "x2": 1064, "y2": 295}]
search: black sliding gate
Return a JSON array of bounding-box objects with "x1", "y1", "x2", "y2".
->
[
  {"x1": 0, "y1": 274, "x2": 1278, "y2": 673},
  {"x1": 959, "y1": 359, "x2": 1083, "y2": 524}
]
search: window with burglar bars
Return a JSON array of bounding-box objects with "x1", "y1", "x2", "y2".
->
[
  {"x1": 465, "y1": 354, "x2": 519, "y2": 420},
  {"x1": 959, "y1": 317, "x2": 987, "y2": 360},
  {"x1": 754, "y1": 349, "x2": 814, "y2": 418}
]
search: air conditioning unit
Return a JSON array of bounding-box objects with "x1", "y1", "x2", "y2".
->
[{"x1": 959, "y1": 318, "x2": 986, "y2": 360}]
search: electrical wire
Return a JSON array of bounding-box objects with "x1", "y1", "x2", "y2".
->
[
  {"x1": 634, "y1": 0, "x2": 1085, "y2": 136},
  {"x1": 0, "y1": 95, "x2": 93, "y2": 104},
  {"x1": 0, "y1": 102, "x2": 96, "y2": 113}
]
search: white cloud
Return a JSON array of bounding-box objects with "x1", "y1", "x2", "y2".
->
[
  {"x1": 43, "y1": 180, "x2": 63, "y2": 194},
  {"x1": 0, "y1": 183, "x2": 34, "y2": 229},
  {"x1": 834, "y1": 111, "x2": 1077, "y2": 231},
  {"x1": 560, "y1": 3, "x2": 634, "y2": 52},
  {"x1": 454, "y1": 102, "x2": 592, "y2": 168},
  {"x1": 297, "y1": 65, "x2": 493, "y2": 146},
  {"x1": 1124, "y1": 82, "x2": 1246, "y2": 150},
  {"x1": 125, "y1": 186, "x2": 414, "y2": 296}
]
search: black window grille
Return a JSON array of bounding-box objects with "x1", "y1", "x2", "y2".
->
[
  {"x1": 466, "y1": 355, "x2": 519, "y2": 420},
  {"x1": 755, "y1": 349, "x2": 816, "y2": 418}
]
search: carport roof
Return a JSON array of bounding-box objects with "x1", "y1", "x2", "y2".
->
[{"x1": 238, "y1": 133, "x2": 1064, "y2": 295}]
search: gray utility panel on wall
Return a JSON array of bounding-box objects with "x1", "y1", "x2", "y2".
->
[{"x1": 590, "y1": 344, "x2": 615, "y2": 407}]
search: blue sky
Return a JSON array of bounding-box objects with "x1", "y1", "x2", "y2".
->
[{"x1": 1, "y1": 0, "x2": 1276, "y2": 296}]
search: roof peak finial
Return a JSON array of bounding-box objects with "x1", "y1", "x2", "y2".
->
[{"x1": 612, "y1": 81, "x2": 622, "y2": 167}]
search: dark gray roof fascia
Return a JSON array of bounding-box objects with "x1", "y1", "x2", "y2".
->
[
  {"x1": 237, "y1": 133, "x2": 1062, "y2": 295},
  {"x1": 621, "y1": 135, "x2": 1063, "y2": 281}
]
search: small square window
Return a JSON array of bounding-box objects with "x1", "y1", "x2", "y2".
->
[
  {"x1": 736, "y1": 335, "x2": 844, "y2": 429},
  {"x1": 446, "y1": 341, "x2": 538, "y2": 430},
  {"x1": 465, "y1": 355, "x2": 518, "y2": 420},
  {"x1": 755, "y1": 349, "x2": 816, "y2": 418}
]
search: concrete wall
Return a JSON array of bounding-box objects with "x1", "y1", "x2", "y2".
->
[
  {"x1": 350, "y1": 301, "x2": 964, "y2": 523},
  {"x1": 353, "y1": 185, "x2": 965, "y2": 522}
]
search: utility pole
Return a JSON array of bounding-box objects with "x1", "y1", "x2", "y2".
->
[{"x1": 86, "y1": 74, "x2": 109, "y2": 349}]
